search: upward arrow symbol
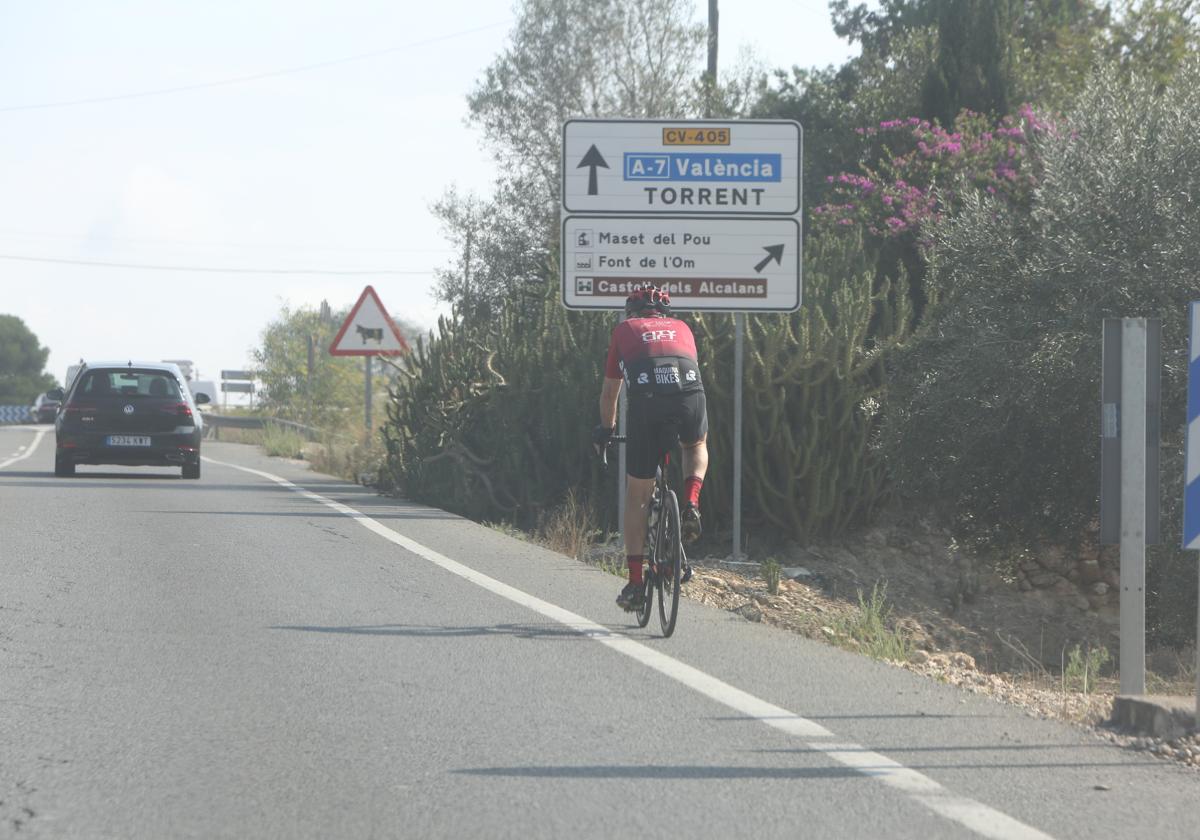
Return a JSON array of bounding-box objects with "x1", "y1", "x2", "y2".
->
[{"x1": 577, "y1": 145, "x2": 609, "y2": 196}]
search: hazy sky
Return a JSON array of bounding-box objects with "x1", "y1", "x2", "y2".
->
[{"x1": 1, "y1": 1, "x2": 855, "y2": 386}]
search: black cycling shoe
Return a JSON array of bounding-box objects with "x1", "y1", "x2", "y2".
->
[
  {"x1": 616, "y1": 581, "x2": 646, "y2": 611},
  {"x1": 680, "y1": 561, "x2": 693, "y2": 585},
  {"x1": 681, "y1": 503, "x2": 702, "y2": 545}
]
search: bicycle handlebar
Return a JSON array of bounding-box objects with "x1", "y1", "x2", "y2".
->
[{"x1": 600, "y1": 435, "x2": 627, "y2": 467}]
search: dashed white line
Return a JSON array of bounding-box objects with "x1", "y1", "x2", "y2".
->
[
  {"x1": 203, "y1": 454, "x2": 1055, "y2": 840},
  {"x1": 0, "y1": 429, "x2": 47, "y2": 470}
]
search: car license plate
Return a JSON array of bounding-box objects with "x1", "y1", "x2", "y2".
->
[{"x1": 106, "y1": 435, "x2": 151, "y2": 447}]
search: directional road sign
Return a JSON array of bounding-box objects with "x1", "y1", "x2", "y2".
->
[
  {"x1": 561, "y1": 119, "x2": 802, "y2": 312},
  {"x1": 329, "y1": 285, "x2": 410, "y2": 356},
  {"x1": 563, "y1": 120, "x2": 801, "y2": 216},
  {"x1": 562, "y1": 216, "x2": 800, "y2": 311}
]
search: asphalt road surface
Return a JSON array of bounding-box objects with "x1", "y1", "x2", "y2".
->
[{"x1": 2, "y1": 424, "x2": 1198, "y2": 839}]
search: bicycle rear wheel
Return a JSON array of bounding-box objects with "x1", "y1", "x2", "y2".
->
[
  {"x1": 635, "y1": 560, "x2": 653, "y2": 627},
  {"x1": 657, "y1": 489, "x2": 682, "y2": 637}
]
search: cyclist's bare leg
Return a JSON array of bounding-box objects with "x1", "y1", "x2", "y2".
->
[
  {"x1": 682, "y1": 435, "x2": 708, "y2": 481},
  {"x1": 624, "y1": 476, "x2": 656, "y2": 558}
]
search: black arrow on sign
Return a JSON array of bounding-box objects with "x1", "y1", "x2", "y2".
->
[
  {"x1": 577, "y1": 145, "x2": 609, "y2": 196},
  {"x1": 754, "y1": 244, "x2": 785, "y2": 273}
]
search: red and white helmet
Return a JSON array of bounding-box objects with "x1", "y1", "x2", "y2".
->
[{"x1": 624, "y1": 284, "x2": 672, "y2": 317}]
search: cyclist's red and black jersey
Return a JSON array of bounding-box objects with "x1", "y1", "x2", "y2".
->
[{"x1": 604, "y1": 317, "x2": 704, "y2": 396}]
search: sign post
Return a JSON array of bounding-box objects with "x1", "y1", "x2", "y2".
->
[
  {"x1": 1100, "y1": 317, "x2": 1162, "y2": 696},
  {"x1": 329, "y1": 285, "x2": 410, "y2": 433},
  {"x1": 561, "y1": 119, "x2": 802, "y2": 557}
]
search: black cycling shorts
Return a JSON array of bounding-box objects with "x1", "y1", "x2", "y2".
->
[{"x1": 625, "y1": 391, "x2": 708, "y2": 479}]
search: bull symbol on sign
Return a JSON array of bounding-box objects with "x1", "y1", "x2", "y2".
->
[{"x1": 356, "y1": 325, "x2": 384, "y2": 344}]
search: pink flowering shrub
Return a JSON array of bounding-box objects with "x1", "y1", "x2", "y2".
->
[{"x1": 814, "y1": 106, "x2": 1052, "y2": 247}]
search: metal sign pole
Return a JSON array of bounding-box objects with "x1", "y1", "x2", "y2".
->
[
  {"x1": 733, "y1": 312, "x2": 744, "y2": 560},
  {"x1": 306, "y1": 334, "x2": 315, "y2": 428},
  {"x1": 1120, "y1": 318, "x2": 1148, "y2": 696},
  {"x1": 365, "y1": 356, "x2": 373, "y2": 433}
]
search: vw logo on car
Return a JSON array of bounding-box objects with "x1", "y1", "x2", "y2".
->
[{"x1": 123, "y1": 404, "x2": 135, "y2": 414}]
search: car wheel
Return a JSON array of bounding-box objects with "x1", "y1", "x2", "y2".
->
[
  {"x1": 182, "y1": 461, "x2": 201, "y2": 480},
  {"x1": 54, "y1": 455, "x2": 75, "y2": 477}
]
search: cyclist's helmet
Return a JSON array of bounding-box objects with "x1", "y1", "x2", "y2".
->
[{"x1": 624, "y1": 284, "x2": 672, "y2": 317}]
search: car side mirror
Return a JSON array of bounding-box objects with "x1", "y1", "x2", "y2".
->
[
  {"x1": 194, "y1": 393, "x2": 211, "y2": 405},
  {"x1": 47, "y1": 388, "x2": 64, "y2": 401}
]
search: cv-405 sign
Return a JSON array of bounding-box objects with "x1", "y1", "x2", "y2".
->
[
  {"x1": 561, "y1": 119, "x2": 802, "y2": 312},
  {"x1": 562, "y1": 119, "x2": 800, "y2": 215}
]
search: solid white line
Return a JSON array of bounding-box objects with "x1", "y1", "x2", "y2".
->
[
  {"x1": 202, "y1": 454, "x2": 1055, "y2": 840},
  {"x1": 0, "y1": 429, "x2": 47, "y2": 470}
]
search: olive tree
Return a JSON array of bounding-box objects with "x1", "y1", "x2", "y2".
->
[
  {"x1": 884, "y1": 61, "x2": 1200, "y2": 640},
  {"x1": 433, "y1": 0, "x2": 715, "y2": 313}
]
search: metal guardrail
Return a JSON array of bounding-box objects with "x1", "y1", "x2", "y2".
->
[{"x1": 203, "y1": 413, "x2": 324, "y2": 441}]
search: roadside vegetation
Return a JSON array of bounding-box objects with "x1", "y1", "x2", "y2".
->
[
  {"x1": 243, "y1": 1, "x2": 1200, "y2": 685},
  {"x1": 0, "y1": 315, "x2": 57, "y2": 403}
]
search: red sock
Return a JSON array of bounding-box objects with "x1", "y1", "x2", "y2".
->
[
  {"x1": 627, "y1": 556, "x2": 644, "y2": 584},
  {"x1": 684, "y1": 476, "x2": 703, "y2": 507}
]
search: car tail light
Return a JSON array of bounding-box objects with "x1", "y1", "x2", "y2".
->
[{"x1": 162, "y1": 402, "x2": 193, "y2": 418}]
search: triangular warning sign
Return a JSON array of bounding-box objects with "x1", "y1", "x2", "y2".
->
[{"x1": 328, "y1": 285, "x2": 410, "y2": 356}]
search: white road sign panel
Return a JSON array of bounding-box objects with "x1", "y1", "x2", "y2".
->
[
  {"x1": 562, "y1": 216, "x2": 800, "y2": 312},
  {"x1": 563, "y1": 119, "x2": 801, "y2": 215},
  {"x1": 329, "y1": 285, "x2": 410, "y2": 356}
]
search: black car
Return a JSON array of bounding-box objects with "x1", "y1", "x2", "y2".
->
[
  {"x1": 31, "y1": 392, "x2": 62, "y2": 424},
  {"x1": 50, "y1": 362, "x2": 209, "y2": 479}
]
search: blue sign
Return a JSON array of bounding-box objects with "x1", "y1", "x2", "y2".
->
[
  {"x1": 0, "y1": 406, "x2": 33, "y2": 424},
  {"x1": 624, "y1": 153, "x2": 782, "y2": 183},
  {"x1": 1185, "y1": 301, "x2": 1200, "y2": 549}
]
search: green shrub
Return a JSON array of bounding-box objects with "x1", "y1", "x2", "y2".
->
[
  {"x1": 259, "y1": 425, "x2": 307, "y2": 459},
  {"x1": 1063, "y1": 644, "x2": 1110, "y2": 694},
  {"x1": 761, "y1": 557, "x2": 782, "y2": 595},
  {"x1": 886, "y1": 65, "x2": 1200, "y2": 540},
  {"x1": 833, "y1": 582, "x2": 913, "y2": 662}
]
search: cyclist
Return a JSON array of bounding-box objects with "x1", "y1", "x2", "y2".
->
[{"x1": 593, "y1": 284, "x2": 709, "y2": 611}]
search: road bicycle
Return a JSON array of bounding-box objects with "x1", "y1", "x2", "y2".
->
[{"x1": 603, "y1": 435, "x2": 684, "y2": 637}]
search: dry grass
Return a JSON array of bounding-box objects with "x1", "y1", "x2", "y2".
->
[
  {"x1": 533, "y1": 489, "x2": 600, "y2": 561},
  {"x1": 260, "y1": 425, "x2": 307, "y2": 459},
  {"x1": 304, "y1": 434, "x2": 385, "y2": 483}
]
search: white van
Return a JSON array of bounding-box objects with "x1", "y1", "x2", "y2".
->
[{"x1": 187, "y1": 380, "x2": 219, "y2": 408}]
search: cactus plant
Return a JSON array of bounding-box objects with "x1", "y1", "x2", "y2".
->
[{"x1": 380, "y1": 232, "x2": 910, "y2": 541}]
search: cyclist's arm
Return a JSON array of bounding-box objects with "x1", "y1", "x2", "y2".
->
[{"x1": 599, "y1": 377, "x2": 622, "y2": 428}]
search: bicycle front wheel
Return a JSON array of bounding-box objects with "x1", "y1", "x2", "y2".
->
[{"x1": 657, "y1": 489, "x2": 682, "y2": 637}]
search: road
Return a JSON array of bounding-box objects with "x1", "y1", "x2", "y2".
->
[{"x1": 1, "y1": 424, "x2": 1197, "y2": 839}]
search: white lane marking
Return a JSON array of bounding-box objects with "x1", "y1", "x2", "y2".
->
[
  {"x1": 0, "y1": 429, "x2": 47, "y2": 470},
  {"x1": 203, "y1": 455, "x2": 1055, "y2": 840}
]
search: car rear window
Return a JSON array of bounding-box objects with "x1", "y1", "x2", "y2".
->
[{"x1": 77, "y1": 370, "x2": 183, "y2": 400}]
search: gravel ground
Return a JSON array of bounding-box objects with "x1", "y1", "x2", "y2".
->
[{"x1": 582, "y1": 551, "x2": 1200, "y2": 772}]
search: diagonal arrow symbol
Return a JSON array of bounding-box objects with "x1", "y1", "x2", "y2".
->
[
  {"x1": 753, "y1": 244, "x2": 785, "y2": 273},
  {"x1": 577, "y1": 144, "x2": 609, "y2": 196}
]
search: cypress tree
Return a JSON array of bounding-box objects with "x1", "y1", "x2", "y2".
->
[{"x1": 922, "y1": 0, "x2": 1012, "y2": 124}]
